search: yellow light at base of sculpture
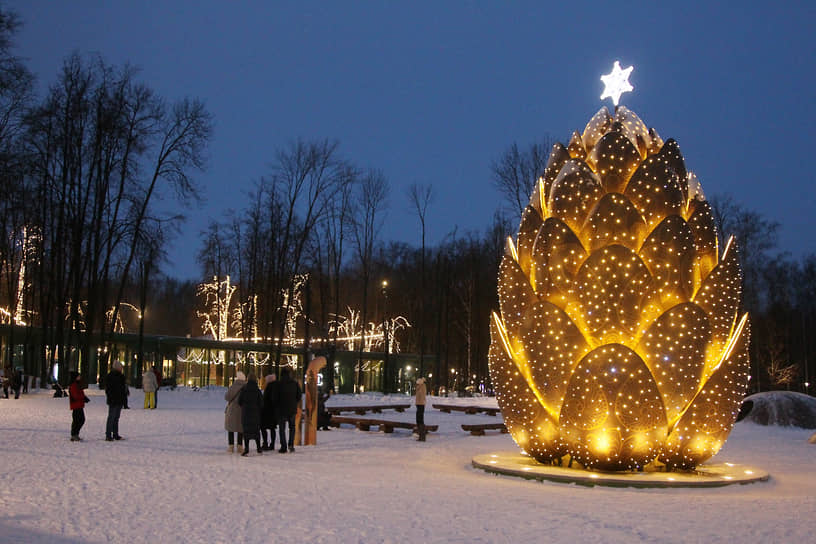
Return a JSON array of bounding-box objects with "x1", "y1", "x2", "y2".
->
[{"x1": 488, "y1": 105, "x2": 750, "y2": 471}]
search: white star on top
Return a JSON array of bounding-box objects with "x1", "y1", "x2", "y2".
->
[{"x1": 600, "y1": 61, "x2": 634, "y2": 106}]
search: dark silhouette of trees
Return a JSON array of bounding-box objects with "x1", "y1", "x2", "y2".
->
[
  {"x1": 0, "y1": 6, "x2": 34, "y2": 372},
  {"x1": 352, "y1": 169, "x2": 389, "y2": 391},
  {"x1": 709, "y1": 196, "x2": 813, "y2": 394},
  {"x1": 24, "y1": 55, "x2": 212, "y2": 382},
  {"x1": 0, "y1": 10, "x2": 212, "y2": 384},
  {"x1": 407, "y1": 183, "x2": 433, "y2": 377},
  {"x1": 491, "y1": 139, "x2": 551, "y2": 220}
]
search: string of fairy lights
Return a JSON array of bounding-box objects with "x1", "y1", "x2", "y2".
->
[{"x1": 488, "y1": 63, "x2": 750, "y2": 471}]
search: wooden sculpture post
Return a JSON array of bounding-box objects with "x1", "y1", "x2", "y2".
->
[{"x1": 304, "y1": 356, "x2": 326, "y2": 446}]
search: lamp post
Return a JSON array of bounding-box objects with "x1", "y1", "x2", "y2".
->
[{"x1": 381, "y1": 280, "x2": 389, "y2": 393}]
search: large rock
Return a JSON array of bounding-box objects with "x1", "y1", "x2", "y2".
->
[{"x1": 737, "y1": 391, "x2": 816, "y2": 429}]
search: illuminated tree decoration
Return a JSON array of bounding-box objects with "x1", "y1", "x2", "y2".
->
[{"x1": 489, "y1": 106, "x2": 750, "y2": 471}]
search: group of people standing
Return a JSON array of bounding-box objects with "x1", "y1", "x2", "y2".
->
[
  {"x1": 2, "y1": 366, "x2": 25, "y2": 399},
  {"x1": 68, "y1": 360, "x2": 130, "y2": 442},
  {"x1": 141, "y1": 365, "x2": 162, "y2": 409},
  {"x1": 225, "y1": 366, "x2": 302, "y2": 456}
]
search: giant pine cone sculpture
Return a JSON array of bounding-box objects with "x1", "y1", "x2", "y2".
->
[{"x1": 489, "y1": 106, "x2": 749, "y2": 471}]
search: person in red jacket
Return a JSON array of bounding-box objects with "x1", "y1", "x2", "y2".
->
[{"x1": 69, "y1": 371, "x2": 89, "y2": 441}]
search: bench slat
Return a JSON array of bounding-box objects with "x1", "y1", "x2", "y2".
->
[
  {"x1": 328, "y1": 404, "x2": 412, "y2": 415},
  {"x1": 330, "y1": 415, "x2": 437, "y2": 433},
  {"x1": 461, "y1": 423, "x2": 507, "y2": 435},
  {"x1": 432, "y1": 403, "x2": 499, "y2": 416}
]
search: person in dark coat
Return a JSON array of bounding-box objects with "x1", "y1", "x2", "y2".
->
[
  {"x1": 1, "y1": 366, "x2": 9, "y2": 398},
  {"x1": 152, "y1": 365, "x2": 162, "y2": 407},
  {"x1": 276, "y1": 366, "x2": 301, "y2": 453},
  {"x1": 261, "y1": 374, "x2": 278, "y2": 451},
  {"x1": 105, "y1": 360, "x2": 128, "y2": 441},
  {"x1": 68, "y1": 371, "x2": 89, "y2": 441},
  {"x1": 317, "y1": 387, "x2": 332, "y2": 431},
  {"x1": 11, "y1": 368, "x2": 22, "y2": 399},
  {"x1": 237, "y1": 373, "x2": 264, "y2": 456}
]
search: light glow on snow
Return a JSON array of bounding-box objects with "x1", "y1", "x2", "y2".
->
[{"x1": 0, "y1": 389, "x2": 810, "y2": 542}]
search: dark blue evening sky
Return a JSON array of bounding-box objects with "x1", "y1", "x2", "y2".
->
[{"x1": 10, "y1": 1, "x2": 816, "y2": 279}]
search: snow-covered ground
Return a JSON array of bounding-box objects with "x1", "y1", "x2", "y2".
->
[{"x1": 1, "y1": 387, "x2": 813, "y2": 543}]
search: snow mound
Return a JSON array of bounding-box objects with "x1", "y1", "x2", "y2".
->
[{"x1": 739, "y1": 391, "x2": 816, "y2": 428}]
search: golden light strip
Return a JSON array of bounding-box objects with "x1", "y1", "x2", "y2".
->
[{"x1": 491, "y1": 312, "x2": 558, "y2": 421}]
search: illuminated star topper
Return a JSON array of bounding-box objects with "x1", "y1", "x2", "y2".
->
[{"x1": 600, "y1": 61, "x2": 634, "y2": 106}]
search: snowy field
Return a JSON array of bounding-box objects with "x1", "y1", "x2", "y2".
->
[{"x1": 0, "y1": 387, "x2": 813, "y2": 543}]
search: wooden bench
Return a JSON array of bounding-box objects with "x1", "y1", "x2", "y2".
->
[
  {"x1": 330, "y1": 415, "x2": 438, "y2": 434},
  {"x1": 433, "y1": 403, "x2": 500, "y2": 416},
  {"x1": 461, "y1": 423, "x2": 508, "y2": 435},
  {"x1": 327, "y1": 404, "x2": 411, "y2": 416}
]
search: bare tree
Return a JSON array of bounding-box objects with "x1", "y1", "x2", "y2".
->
[
  {"x1": 235, "y1": 182, "x2": 271, "y2": 342},
  {"x1": 407, "y1": 183, "x2": 433, "y2": 378},
  {"x1": 490, "y1": 139, "x2": 551, "y2": 220},
  {"x1": 764, "y1": 335, "x2": 797, "y2": 389},
  {"x1": 352, "y1": 169, "x2": 389, "y2": 391},
  {"x1": 264, "y1": 139, "x2": 347, "y2": 369},
  {"x1": 709, "y1": 194, "x2": 779, "y2": 311},
  {"x1": 18, "y1": 52, "x2": 212, "y2": 382},
  {"x1": 310, "y1": 165, "x2": 356, "y2": 387},
  {"x1": 134, "y1": 222, "x2": 164, "y2": 381},
  {"x1": 109, "y1": 96, "x2": 213, "y2": 340},
  {"x1": 0, "y1": 7, "x2": 33, "y2": 148},
  {"x1": 198, "y1": 221, "x2": 237, "y2": 280}
]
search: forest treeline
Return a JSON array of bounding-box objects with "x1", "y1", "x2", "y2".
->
[
  {"x1": 0, "y1": 8, "x2": 211, "y2": 382},
  {"x1": 0, "y1": 6, "x2": 813, "y2": 394}
]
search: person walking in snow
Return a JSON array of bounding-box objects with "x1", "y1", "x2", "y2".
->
[
  {"x1": 261, "y1": 373, "x2": 278, "y2": 451},
  {"x1": 415, "y1": 377, "x2": 427, "y2": 441},
  {"x1": 276, "y1": 366, "x2": 301, "y2": 453},
  {"x1": 224, "y1": 371, "x2": 247, "y2": 453},
  {"x1": 238, "y1": 373, "x2": 264, "y2": 456},
  {"x1": 142, "y1": 367, "x2": 158, "y2": 409},
  {"x1": 105, "y1": 361, "x2": 128, "y2": 441},
  {"x1": 69, "y1": 371, "x2": 89, "y2": 441}
]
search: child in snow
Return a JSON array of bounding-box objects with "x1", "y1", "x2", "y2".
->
[{"x1": 69, "y1": 371, "x2": 89, "y2": 441}]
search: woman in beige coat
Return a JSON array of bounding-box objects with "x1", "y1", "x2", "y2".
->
[
  {"x1": 225, "y1": 371, "x2": 247, "y2": 453},
  {"x1": 415, "y1": 377, "x2": 427, "y2": 442}
]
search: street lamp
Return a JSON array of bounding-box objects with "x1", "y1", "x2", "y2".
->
[{"x1": 382, "y1": 279, "x2": 389, "y2": 393}]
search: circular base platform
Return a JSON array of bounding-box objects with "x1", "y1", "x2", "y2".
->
[{"x1": 472, "y1": 451, "x2": 769, "y2": 488}]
